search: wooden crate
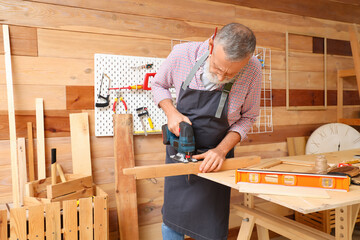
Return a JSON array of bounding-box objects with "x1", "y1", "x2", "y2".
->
[
  {"x1": 295, "y1": 209, "x2": 360, "y2": 234},
  {"x1": 24, "y1": 174, "x2": 93, "y2": 206},
  {"x1": 0, "y1": 186, "x2": 108, "y2": 240}
]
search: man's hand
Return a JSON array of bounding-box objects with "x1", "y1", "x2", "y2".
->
[
  {"x1": 192, "y1": 147, "x2": 226, "y2": 173},
  {"x1": 159, "y1": 99, "x2": 191, "y2": 136}
]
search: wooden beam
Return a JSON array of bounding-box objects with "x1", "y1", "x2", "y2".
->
[
  {"x1": 17, "y1": 138, "x2": 27, "y2": 206},
  {"x1": 46, "y1": 176, "x2": 92, "y2": 199},
  {"x1": 70, "y1": 112, "x2": 92, "y2": 176},
  {"x1": 114, "y1": 114, "x2": 139, "y2": 240},
  {"x1": 36, "y1": 98, "x2": 46, "y2": 180},
  {"x1": 123, "y1": 156, "x2": 261, "y2": 179},
  {"x1": 27, "y1": 122, "x2": 35, "y2": 181},
  {"x1": 338, "y1": 68, "x2": 355, "y2": 78},
  {"x1": 233, "y1": 204, "x2": 334, "y2": 240},
  {"x1": 349, "y1": 24, "x2": 360, "y2": 96},
  {"x1": 3, "y1": 24, "x2": 20, "y2": 207}
]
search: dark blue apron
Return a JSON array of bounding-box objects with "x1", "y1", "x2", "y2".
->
[{"x1": 162, "y1": 51, "x2": 234, "y2": 240}]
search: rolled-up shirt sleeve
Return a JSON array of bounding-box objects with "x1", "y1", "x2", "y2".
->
[
  {"x1": 151, "y1": 46, "x2": 179, "y2": 106},
  {"x1": 229, "y1": 60, "x2": 262, "y2": 141}
]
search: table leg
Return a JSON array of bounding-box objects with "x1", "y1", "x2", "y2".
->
[
  {"x1": 257, "y1": 225, "x2": 270, "y2": 240},
  {"x1": 237, "y1": 213, "x2": 255, "y2": 240},
  {"x1": 335, "y1": 204, "x2": 360, "y2": 240}
]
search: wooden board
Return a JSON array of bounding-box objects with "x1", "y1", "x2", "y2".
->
[
  {"x1": 45, "y1": 202, "x2": 61, "y2": 240},
  {"x1": 94, "y1": 196, "x2": 109, "y2": 240},
  {"x1": 66, "y1": 86, "x2": 94, "y2": 110},
  {"x1": 10, "y1": 207, "x2": 26, "y2": 239},
  {"x1": 113, "y1": 114, "x2": 139, "y2": 240},
  {"x1": 0, "y1": 209, "x2": 7, "y2": 240},
  {"x1": 79, "y1": 197, "x2": 93, "y2": 240},
  {"x1": 124, "y1": 156, "x2": 261, "y2": 179},
  {"x1": 27, "y1": 122, "x2": 35, "y2": 181},
  {"x1": 28, "y1": 205, "x2": 45, "y2": 239},
  {"x1": 0, "y1": 25, "x2": 38, "y2": 56},
  {"x1": 63, "y1": 199, "x2": 78, "y2": 240},
  {"x1": 70, "y1": 112, "x2": 92, "y2": 176},
  {"x1": 3, "y1": 24, "x2": 20, "y2": 207},
  {"x1": 349, "y1": 24, "x2": 360, "y2": 96},
  {"x1": 17, "y1": 138, "x2": 27, "y2": 205},
  {"x1": 36, "y1": 98, "x2": 46, "y2": 180},
  {"x1": 47, "y1": 175, "x2": 93, "y2": 199}
]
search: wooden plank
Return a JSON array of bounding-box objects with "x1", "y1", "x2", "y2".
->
[
  {"x1": 66, "y1": 86, "x2": 94, "y2": 110},
  {"x1": 56, "y1": 163, "x2": 67, "y2": 182},
  {"x1": 28, "y1": 205, "x2": 45, "y2": 239},
  {"x1": 52, "y1": 187, "x2": 93, "y2": 203},
  {"x1": 10, "y1": 207, "x2": 26, "y2": 240},
  {"x1": 94, "y1": 196, "x2": 109, "y2": 240},
  {"x1": 335, "y1": 206, "x2": 352, "y2": 239},
  {"x1": 349, "y1": 24, "x2": 360, "y2": 96},
  {"x1": 79, "y1": 197, "x2": 93, "y2": 240},
  {"x1": 3, "y1": 24, "x2": 20, "y2": 208},
  {"x1": 17, "y1": 138, "x2": 27, "y2": 206},
  {"x1": 113, "y1": 114, "x2": 139, "y2": 240},
  {"x1": 0, "y1": 25, "x2": 38, "y2": 57},
  {"x1": 237, "y1": 213, "x2": 255, "y2": 240},
  {"x1": 36, "y1": 98, "x2": 46, "y2": 180},
  {"x1": 22, "y1": 0, "x2": 235, "y2": 25},
  {"x1": 70, "y1": 112, "x2": 92, "y2": 176},
  {"x1": 233, "y1": 204, "x2": 334, "y2": 240},
  {"x1": 0, "y1": 85, "x2": 66, "y2": 111},
  {"x1": 0, "y1": 209, "x2": 7, "y2": 240},
  {"x1": 313, "y1": 37, "x2": 352, "y2": 56},
  {"x1": 286, "y1": 137, "x2": 307, "y2": 156},
  {"x1": 124, "y1": 156, "x2": 261, "y2": 179},
  {"x1": 0, "y1": 55, "x2": 94, "y2": 86},
  {"x1": 338, "y1": 68, "x2": 356, "y2": 78},
  {"x1": 45, "y1": 202, "x2": 61, "y2": 240},
  {"x1": 256, "y1": 225, "x2": 270, "y2": 240},
  {"x1": 339, "y1": 118, "x2": 360, "y2": 126},
  {"x1": 47, "y1": 176, "x2": 92, "y2": 199},
  {"x1": 337, "y1": 74, "x2": 344, "y2": 120},
  {"x1": 27, "y1": 122, "x2": 35, "y2": 181},
  {"x1": 0, "y1": 0, "x2": 215, "y2": 41},
  {"x1": 218, "y1": 0, "x2": 360, "y2": 24},
  {"x1": 63, "y1": 199, "x2": 78, "y2": 240}
]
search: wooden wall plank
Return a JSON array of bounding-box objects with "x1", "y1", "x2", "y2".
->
[
  {"x1": 37, "y1": 28, "x2": 172, "y2": 59},
  {"x1": 94, "y1": 196, "x2": 109, "y2": 240},
  {"x1": 0, "y1": 56, "x2": 94, "y2": 86},
  {"x1": 0, "y1": 85, "x2": 66, "y2": 111},
  {"x1": 1, "y1": 0, "x2": 215, "y2": 41},
  {"x1": 23, "y1": 0, "x2": 236, "y2": 25},
  {"x1": 0, "y1": 209, "x2": 7, "y2": 240},
  {"x1": 235, "y1": 6, "x2": 357, "y2": 41},
  {"x1": 79, "y1": 197, "x2": 93, "y2": 240},
  {"x1": 28, "y1": 205, "x2": 45, "y2": 239},
  {"x1": 63, "y1": 199, "x2": 78, "y2": 240},
  {"x1": 218, "y1": 0, "x2": 360, "y2": 24},
  {"x1": 10, "y1": 207, "x2": 26, "y2": 240},
  {"x1": 313, "y1": 37, "x2": 352, "y2": 56},
  {"x1": 70, "y1": 112, "x2": 92, "y2": 176},
  {"x1": 66, "y1": 86, "x2": 94, "y2": 110},
  {"x1": 45, "y1": 202, "x2": 61, "y2": 240},
  {"x1": 0, "y1": 25, "x2": 38, "y2": 56}
]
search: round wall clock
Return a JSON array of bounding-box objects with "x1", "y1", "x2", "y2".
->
[{"x1": 305, "y1": 123, "x2": 360, "y2": 154}]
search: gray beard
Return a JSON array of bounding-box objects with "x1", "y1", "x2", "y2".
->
[{"x1": 203, "y1": 59, "x2": 234, "y2": 85}]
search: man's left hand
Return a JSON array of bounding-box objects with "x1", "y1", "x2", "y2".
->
[{"x1": 192, "y1": 148, "x2": 226, "y2": 173}]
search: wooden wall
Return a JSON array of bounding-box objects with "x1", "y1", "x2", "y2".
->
[{"x1": 0, "y1": 0, "x2": 359, "y2": 239}]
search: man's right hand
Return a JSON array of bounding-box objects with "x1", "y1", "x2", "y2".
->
[{"x1": 159, "y1": 99, "x2": 191, "y2": 136}]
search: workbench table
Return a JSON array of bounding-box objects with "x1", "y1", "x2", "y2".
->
[{"x1": 198, "y1": 149, "x2": 360, "y2": 240}]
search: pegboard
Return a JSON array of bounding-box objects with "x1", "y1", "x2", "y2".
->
[{"x1": 94, "y1": 54, "x2": 174, "y2": 136}]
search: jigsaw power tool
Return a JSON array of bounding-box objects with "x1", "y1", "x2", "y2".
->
[{"x1": 162, "y1": 122, "x2": 197, "y2": 163}]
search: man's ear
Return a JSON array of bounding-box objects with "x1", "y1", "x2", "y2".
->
[{"x1": 209, "y1": 38, "x2": 214, "y2": 55}]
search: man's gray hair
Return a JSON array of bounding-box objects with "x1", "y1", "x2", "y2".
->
[{"x1": 214, "y1": 23, "x2": 256, "y2": 61}]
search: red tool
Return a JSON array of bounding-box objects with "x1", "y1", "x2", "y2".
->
[
  {"x1": 113, "y1": 91, "x2": 128, "y2": 114},
  {"x1": 210, "y1": 27, "x2": 218, "y2": 55},
  {"x1": 109, "y1": 73, "x2": 156, "y2": 91}
]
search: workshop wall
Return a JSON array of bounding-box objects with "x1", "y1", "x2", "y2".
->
[{"x1": 0, "y1": 0, "x2": 359, "y2": 239}]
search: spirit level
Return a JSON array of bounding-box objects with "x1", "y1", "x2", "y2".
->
[{"x1": 235, "y1": 169, "x2": 351, "y2": 192}]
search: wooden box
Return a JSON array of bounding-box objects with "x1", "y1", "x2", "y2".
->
[
  {"x1": 24, "y1": 174, "x2": 93, "y2": 206},
  {"x1": 0, "y1": 186, "x2": 108, "y2": 240}
]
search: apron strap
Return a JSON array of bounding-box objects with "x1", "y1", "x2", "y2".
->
[
  {"x1": 182, "y1": 51, "x2": 210, "y2": 90},
  {"x1": 215, "y1": 81, "x2": 234, "y2": 118}
]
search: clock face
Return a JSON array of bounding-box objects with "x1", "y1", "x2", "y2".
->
[{"x1": 305, "y1": 123, "x2": 360, "y2": 154}]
